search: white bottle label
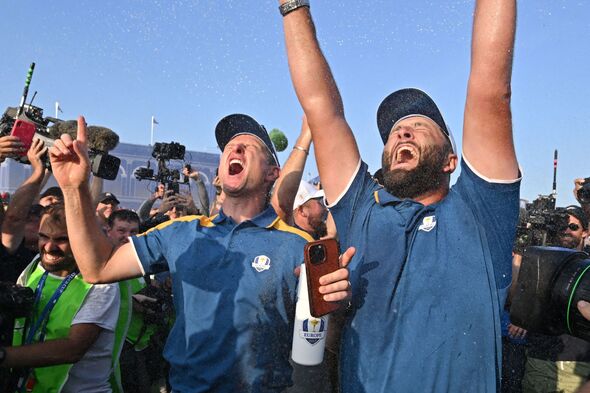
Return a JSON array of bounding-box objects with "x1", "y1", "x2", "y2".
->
[{"x1": 291, "y1": 264, "x2": 328, "y2": 365}]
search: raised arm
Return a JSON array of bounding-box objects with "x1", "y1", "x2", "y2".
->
[
  {"x1": 271, "y1": 115, "x2": 312, "y2": 224},
  {"x1": 463, "y1": 0, "x2": 518, "y2": 180},
  {"x1": 279, "y1": 2, "x2": 360, "y2": 203},
  {"x1": 1, "y1": 139, "x2": 47, "y2": 253},
  {"x1": 49, "y1": 117, "x2": 142, "y2": 283}
]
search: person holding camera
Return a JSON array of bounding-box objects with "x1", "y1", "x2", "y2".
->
[
  {"x1": 0, "y1": 203, "x2": 129, "y2": 393},
  {"x1": 47, "y1": 115, "x2": 352, "y2": 392},
  {"x1": 518, "y1": 206, "x2": 590, "y2": 393},
  {"x1": 279, "y1": 0, "x2": 519, "y2": 391},
  {"x1": 0, "y1": 138, "x2": 47, "y2": 283}
]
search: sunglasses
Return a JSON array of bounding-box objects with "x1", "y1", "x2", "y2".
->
[{"x1": 568, "y1": 223, "x2": 580, "y2": 231}]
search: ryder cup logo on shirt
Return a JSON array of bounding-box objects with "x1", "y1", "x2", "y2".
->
[
  {"x1": 300, "y1": 317, "x2": 327, "y2": 345},
  {"x1": 251, "y1": 255, "x2": 271, "y2": 272},
  {"x1": 418, "y1": 215, "x2": 437, "y2": 232}
]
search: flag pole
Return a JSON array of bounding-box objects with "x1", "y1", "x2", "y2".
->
[
  {"x1": 150, "y1": 116, "x2": 154, "y2": 146},
  {"x1": 55, "y1": 102, "x2": 59, "y2": 118}
]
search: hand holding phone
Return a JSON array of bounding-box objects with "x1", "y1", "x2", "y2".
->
[
  {"x1": 10, "y1": 120, "x2": 36, "y2": 157},
  {"x1": 304, "y1": 238, "x2": 343, "y2": 317}
]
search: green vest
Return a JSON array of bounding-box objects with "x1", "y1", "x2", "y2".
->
[
  {"x1": 125, "y1": 277, "x2": 157, "y2": 351},
  {"x1": 12, "y1": 260, "x2": 130, "y2": 393}
]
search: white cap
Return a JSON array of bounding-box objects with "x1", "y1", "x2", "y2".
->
[{"x1": 293, "y1": 181, "x2": 325, "y2": 211}]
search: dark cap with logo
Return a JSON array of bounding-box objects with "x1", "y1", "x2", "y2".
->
[
  {"x1": 98, "y1": 192, "x2": 120, "y2": 205},
  {"x1": 377, "y1": 88, "x2": 455, "y2": 152},
  {"x1": 215, "y1": 114, "x2": 279, "y2": 167}
]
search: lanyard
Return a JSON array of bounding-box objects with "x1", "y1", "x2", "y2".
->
[{"x1": 25, "y1": 269, "x2": 79, "y2": 344}]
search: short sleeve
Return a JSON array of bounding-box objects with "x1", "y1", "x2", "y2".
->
[
  {"x1": 72, "y1": 283, "x2": 120, "y2": 332},
  {"x1": 131, "y1": 222, "x2": 175, "y2": 275},
  {"x1": 453, "y1": 158, "x2": 521, "y2": 288},
  {"x1": 328, "y1": 160, "x2": 380, "y2": 246}
]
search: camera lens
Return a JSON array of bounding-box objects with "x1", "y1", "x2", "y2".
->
[
  {"x1": 511, "y1": 246, "x2": 590, "y2": 341},
  {"x1": 309, "y1": 244, "x2": 326, "y2": 265}
]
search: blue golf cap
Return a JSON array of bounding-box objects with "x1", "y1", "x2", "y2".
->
[
  {"x1": 377, "y1": 88, "x2": 455, "y2": 153},
  {"x1": 215, "y1": 114, "x2": 279, "y2": 167}
]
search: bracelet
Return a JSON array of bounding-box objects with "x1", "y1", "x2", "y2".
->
[
  {"x1": 279, "y1": 0, "x2": 310, "y2": 17},
  {"x1": 293, "y1": 145, "x2": 309, "y2": 155}
]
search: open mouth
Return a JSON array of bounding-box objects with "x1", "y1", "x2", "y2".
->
[
  {"x1": 395, "y1": 145, "x2": 418, "y2": 164},
  {"x1": 228, "y1": 159, "x2": 244, "y2": 175},
  {"x1": 43, "y1": 252, "x2": 64, "y2": 263}
]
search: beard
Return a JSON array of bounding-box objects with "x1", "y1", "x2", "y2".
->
[
  {"x1": 41, "y1": 250, "x2": 76, "y2": 274},
  {"x1": 381, "y1": 143, "x2": 450, "y2": 199},
  {"x1": 558, "y1": 234, "x2": 581, "y2": 250}
]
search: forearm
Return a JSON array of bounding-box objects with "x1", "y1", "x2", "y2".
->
[
  {"x1": 193, "y1": 177, "x2": 210, "y2": 215},
  {"x1": 138, "y1": 198, "x2": 157, "y2": 221},
  {"x1": 463, "y1": 0, "x2": 518, "y2": 179},
  {"x1": 2, "y1": 172, "x2": 44, "y2": 253},
  {"x1": 281, "y1": 5, "x2": 344, "y2": 124},
  {"x1": 62, "y1": 187, "x2": 116, "y2": 282},
  {"x1": 280, "y1": 3, "x2": 359, "y2": 202},
  {"x1": 3, "y1": 339, "x2": 84, "y2": 368},
  {"x1": 470, "y1": 0, "x2": 516, "y2": 91},
  {"x1": 271, "y1": 132, "x2": 311, "y2": 223}
]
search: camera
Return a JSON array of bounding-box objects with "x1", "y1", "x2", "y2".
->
[
  {"x1": 152, "y1": 142, "x2": 185, "y2": 160},
  {"x1": 511, "y1": 246, "x2": 590, "y2": 341},
  {"x1": 578, "y1": 177, "x2": 590, "y2": 204},
  {"x1": 0, "y1": 63, "x2": 121, "y2": 180},
  {"x1": 514, "y1": 195, "x2": 570, "y2": 253},
  {"x1": 134, "y1": 141, "x2": 187, "y2": 193},
  {"x1": 308, "y1": 244, "x2": 326, "y2": 265}
]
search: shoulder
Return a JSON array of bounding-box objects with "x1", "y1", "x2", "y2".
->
[
  {"x1": 267, "y1": 218, "x2": 314, "y2": 243},
  {"x1": 138, "y1": 214, "x2": 213, "y2": 237}
]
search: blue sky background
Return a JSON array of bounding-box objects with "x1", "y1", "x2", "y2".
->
[{"x1": 2, "y1": 0, "x2": 589, "y2": 206}]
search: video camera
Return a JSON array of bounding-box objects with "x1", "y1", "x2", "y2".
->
[
  {"x1": 0, "y1": 63, "x2": 121, "y2": 180},
  {"x1": 134, "y1": 141, "x2": 188, "y2": 194},
  {"x1": 0, "y1": 282, "x2": 34, "y2": 392},
  {"x1": 514, "y1": 195, "x2": 570, "y2": 253},
  {"x1": 578, "y1": 177, "x2": 590, "y2": 204}
]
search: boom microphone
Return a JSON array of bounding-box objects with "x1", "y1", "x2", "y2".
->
[{"x1": 48, "y1": 120, "x2": 119, "y2": 152}]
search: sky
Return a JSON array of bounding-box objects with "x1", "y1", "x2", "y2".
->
[{"x1": 2, "y1": 0, "x2": 589, "y2": 206}]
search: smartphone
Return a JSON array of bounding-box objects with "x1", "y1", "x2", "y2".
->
[
  {"x1": 304, "y1": 238, "x2": 342, "y2": 317},
  {"x1": 10, "y1": 119, "x2": 36, "y2": 156}
]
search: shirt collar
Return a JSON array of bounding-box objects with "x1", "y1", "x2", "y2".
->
[
  {"x1": 213, "y1": 205, "x2": 279, "y2": 228},
  {"x1": 375, "y1": 188, "x2": 404, "y2": 206}
]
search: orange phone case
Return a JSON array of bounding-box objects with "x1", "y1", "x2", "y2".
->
[{"x1": 304, "y1": 238, "x2": 341, "y2": 317}]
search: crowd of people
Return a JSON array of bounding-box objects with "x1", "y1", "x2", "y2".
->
[{"x1": 0, "y1": 0, "x2": 589, "y2": 392}]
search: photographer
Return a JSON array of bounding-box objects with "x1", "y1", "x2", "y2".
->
[
  {"x1": 0, "y1": 138, "x2": 47, "y2": 282},
  {"x1": 519, "y1": 206, "x2": 590, "y2": 393},
  {"x1": 48, "y1": 115, "x2": 352, "y2": 392},
  {"x1": 182, "y1": 166, "x2": 210, "y2": 215},
  {"x1": 0, "y1": 203, "x2": 128, "y2": 393}
]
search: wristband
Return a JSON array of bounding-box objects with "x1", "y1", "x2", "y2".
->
[
  {"x1": 293, "y1": 145, "x2": 309, "y2": 155},
  {"x1": 279, "y1": 0, "x2": 310, "y2": 17}
]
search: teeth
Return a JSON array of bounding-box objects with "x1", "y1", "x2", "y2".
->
[
  {"x1": 396, "y1": 146, "x2": 416, "y2": 162},
  {"x1": 229, "y1": 159, "x2": 243, "y2": 166},
  {"x1": 44, "y1": 254, "x2": 62, "y2": 262}
]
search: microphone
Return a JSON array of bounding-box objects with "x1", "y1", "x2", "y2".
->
[
  {"x1": 48, "y1": 120, "x2": 119, "y2": 152},
  {"x1": 269, "y1": 128, "x2": 288, "y2": 152}
]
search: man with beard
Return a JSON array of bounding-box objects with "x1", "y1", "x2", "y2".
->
[
  {"x1": 520, "y1": 205, "x2": 590, "y2": 393},
  {"x1": 292, "y1": 181, "x2": 328, "y2": 240},
  {"x1": 46, "y1": 115, "x2": 352, "y2": 392},
  {"x1": 0, "y1": 203, "x2": 125, "y2": 393},
  {"x1": 278, "y1": 0, "x2": 519, "y2": 391}
]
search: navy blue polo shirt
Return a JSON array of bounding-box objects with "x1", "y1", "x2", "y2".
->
[
  {"x1": 330, "y1": 159, "x2": 520, "y2": 393},
  {"x1": 131, "y1": 206, "x2": 312, "y2": 392}
]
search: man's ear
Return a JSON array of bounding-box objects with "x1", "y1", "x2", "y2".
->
[
  {"x1": 443, "y1": 153, "x2": 458, "y2": 174},
  {"x1": 267, "y1": 166, "x2": 280, "y2": 182}
]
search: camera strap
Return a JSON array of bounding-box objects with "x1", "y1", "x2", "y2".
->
[{"x1": 25, "y1": 270, "x2": 79, "y2": 344}]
